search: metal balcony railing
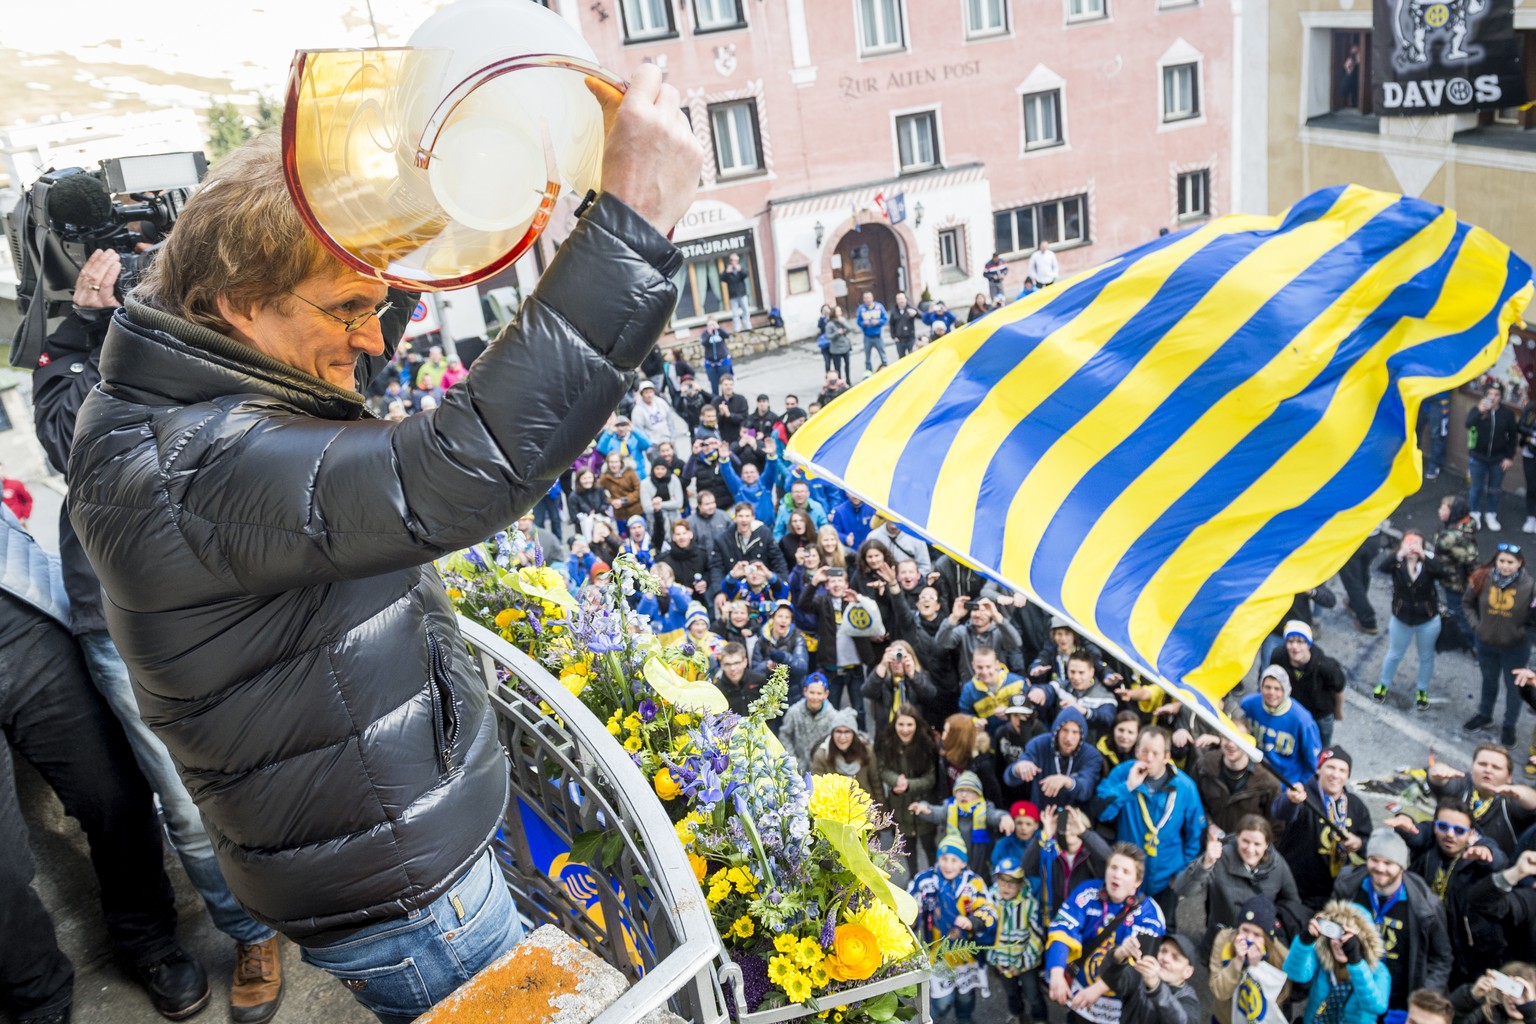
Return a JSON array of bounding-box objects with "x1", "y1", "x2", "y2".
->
[{"x1": 457, "y1": 617, "x2": 729, "y2": 1024}]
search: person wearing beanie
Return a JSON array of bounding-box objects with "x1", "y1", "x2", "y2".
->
[
  {"x1": 1275, "y1": 744, "x2": 1373, "y2": 910},
  {"x1": 1331, "y1": 828, "x2": 1454, "y2": 1015},
  {"x1": 910, "y1": 768, "x2": 1015, "y2": 876},
  {"x1": 1267, "y1": 618, "x2": 1348, "y2": 748},
  {"x1": 987, "y1": 855, "x2": 1045, "y2": 1024},
  {"x1": 1240, "y1": 664, "x2": 1322, "y2": 786},
  {"x1": 1209, "y1": 890, "x2": 1293, "y2": 1024},
  {"x1": 909, "y1": 832, "x2": 996, "y2": 1024},
  {"x1": 1284, "y1": 900, "x2": 1390, "y2": 1024},
  {"x1": 1375, "y1": 528, "x2": 1449, "y2": 710},
  {"x1": 990, "y1": 800, "x2": 1042, "y2": 872}
]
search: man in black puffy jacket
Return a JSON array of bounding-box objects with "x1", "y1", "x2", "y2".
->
[
  {"x1": 67, "y1": 66, "x2": 702, "y2": 1024},
  {"x1": 1466, "y1": 381, "x2": 1519, "y2": 530}
]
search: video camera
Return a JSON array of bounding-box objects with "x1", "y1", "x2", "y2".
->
[{"x1": 4, "y1": 151, "x2": 207, "y2": 368}]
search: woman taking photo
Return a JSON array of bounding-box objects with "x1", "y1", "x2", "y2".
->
[
  {"x1": 865, "y1": 640, "x2": 935, "y2": 731},
  {"x1": 815, "y1": 524, "x2": 849, "y2": 573},
  {"x1": 1374, "y1": 528, "x2": 1449, "y2": 710},
  {"x1": 1173, "y1": 814, "x2": 1306, "y2": 958},
  {"x1": 877, "y1": 704, "x2": 939, "y2": 875}
]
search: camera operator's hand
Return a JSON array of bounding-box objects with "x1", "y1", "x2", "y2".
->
[
  {"x1": 587, "y1": 64, "x2": 703, "y2": 236},
  {"x1": 74, "y1": 248, "x2": 123, "y2": 309}
]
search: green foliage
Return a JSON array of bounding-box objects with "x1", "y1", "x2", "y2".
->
[{"x1": 205, "y1": 94, "x2": 282, "y2": 160}]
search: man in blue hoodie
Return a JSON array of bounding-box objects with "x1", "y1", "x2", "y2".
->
[
  {"x1": 1241, "y1": 665, "x2": 1322, "y2": 787},
  {"x1": 831, "y1": 494, "x2": 876, "y2": 550},
  {"x1": 1005, "y1": 706, "x2": 1104, "y2": 809},
  {"x1": 1095, "y1": 726, "x2": 1206, "y2": 920},
  {"x1": 719, "y1": 435, "x2": 779, "y2": 525},
  {"x1": 853, "y1": 289, "x2": 888, "y2": 376}
]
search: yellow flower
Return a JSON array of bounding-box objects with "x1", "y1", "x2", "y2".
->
[
  {"x1": 622, "y1": 734, "x2": 642, "y2": 753},
  {"x1": 653, "y1": 768, "x2": 682, "y2": 801},
  {"x1": 767, "y1": 956, "x2": 795, "y2": 986},
  {"x1": 606, "y1": 719, "x2": 622, "y2": 736},
  {"x1": 673, "y1": 712, "x2": 693, "y2": 727},
  {"x1": 780, "y1": 969, "x2": 813, "y2": 1004},
  {"x1": 823, "y1": 923, "x2": 882, "y2": 982},
  {"x1": 495, "y1": 608, "x2": 516, "y2": 627},
  {"x1": 726, "y1": 866, "x2": 757, "y2": 895},
  {"x1": 688, "y1": 852, "x2": 708, "y2": 882},
  {"x1": 774, "y1": 933, "x2": 799, "y2": 955},
  {"x1": 807, "y1": 774, "x2": 874, "y2": 831},
  {"x1": 706, "y1": 870, "x2": 731, "y2": 906},
  {"x1": 624, "y1": 712, "x2": 641, "y2": 731},
  {"x1": 672, "y1": 733, "x2": 692, "y2": 753},
  {"x1": 446, "y1": 588, "x2": 463, "y2": 600},
  {"x1": 560, "y1": 672, "x2": 588, "y2": 696},
  {"x1": 730, "y1": 915, "x2": 755, "y2": 939},
  {"x1": 846, "y1": 901, "x2": 916, "y2": 959},
  {"x1": 792, "y1": 937, "x2": 824, "y2": 970},
  {"x1": 808, "y1": 962, "x2": 830, "y2": 988}
]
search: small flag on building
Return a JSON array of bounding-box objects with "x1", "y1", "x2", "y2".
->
[
  {"x1": 887, "y1": 192, "x2": 908, "y2": 225},
  {"x1": 786, "y1": 184, "x2": 1533, "y2": 753},
  {"x1": 873, "y1": 191, "x2": 888, "y2": 220}
]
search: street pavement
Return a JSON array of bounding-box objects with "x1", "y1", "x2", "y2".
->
[{"x1": 13, "y1": 339, "x2": 1531, "y2": 1023}]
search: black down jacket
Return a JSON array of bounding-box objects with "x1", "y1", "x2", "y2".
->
[{"x1": 68, "y1": 195, "x2": 682, "y2": 939}]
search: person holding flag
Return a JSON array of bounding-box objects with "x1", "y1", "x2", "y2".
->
[{"x1": 1274, "y1": 746, "x2": 1372, "y2": 910}]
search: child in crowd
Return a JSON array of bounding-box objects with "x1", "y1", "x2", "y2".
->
[
  {"x1": 910, "y1": 770, "x2": 1015, "y2": 876},
  {"x1": 910, "y1": 834, "x2": 998, "y2": 1024},
  {"x1": 987, "y1": 855, "x2": 1044, "y2": 1024},
  {"x1": 990, "y1": 800, "x2": 1042, "y2": 872}
]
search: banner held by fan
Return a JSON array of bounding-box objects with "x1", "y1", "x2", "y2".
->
[{"x1": 786, "y1": 184, "x2": 1533, "y2": 757}]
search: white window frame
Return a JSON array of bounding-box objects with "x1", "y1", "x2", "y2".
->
[
  {"x1": 1161, "y1": 61, "x2": 1201, "y2": 123},
  {"x1": 1177, "y1": 169, "x2": 1210, "y2": 220},
  {"x1": 710, "y1": 100, "x2": 764, "y2": 178},
  {"x1": 856, "y1": 0, "x2": 908, "y2": 56},
  {"x1": 993, "y1": 194, "x2": 1089, "y2": 257},
  {"x1": 694, "y1": 0, "x2": 746, "y2": 32},
  {"x1": 892, "y1": 107, "x2": 942, "y2": 174},
  {"x1": 1066, "y1": 0, "x2": 1106, "y2": 23},
  {"x1": 1022, "y1": 89, "x2": 1064, "y2": 150},
  {"x1": 964, "y1": 0, "x2": 1010, "y2": 39},
  {"x1": 1158, "y1": 0, "x2": 1198, "y2": 8},
  {"x1": 620, "y1": 0, "x2": 676, "y2": 42},
  {"x1": 938, "y1": 226, "x2": 965, "y2": 272}
]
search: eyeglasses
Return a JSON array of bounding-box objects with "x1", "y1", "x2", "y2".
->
[
  {"x1": 1432, "y1": 819, "x2": 1471, "y2": 837},
  {"x1": 1498, "y1": 543, "x2": 1523, "y2": 556},
  {"x1": 289, "y1": 292, "x2": 393, "y2": 333}
]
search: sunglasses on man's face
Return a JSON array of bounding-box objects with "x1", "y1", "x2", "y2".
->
[{"x1": 1433, "y1": 819, "x2": 1471, "y2": 837}]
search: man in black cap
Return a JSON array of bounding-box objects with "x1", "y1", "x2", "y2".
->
[
  {"x1": 1101, "y1": 932, "x2": 1201, "y2": 1024},
  {"x1": 1274, "y1": 745, "x2": 1371, "y2": 909},
  {"x1": 1209, "y1": 894, "x2": 1290, "y2": 1024},
  {"x1": 745, "y1": 393, "x2": 779, "y2": 439}
]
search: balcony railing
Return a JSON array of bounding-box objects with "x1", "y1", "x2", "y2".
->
[{"x1": 458, "y1": 617, "x2": 729, "y2": 1024}]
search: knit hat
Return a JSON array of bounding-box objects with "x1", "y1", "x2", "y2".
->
[
  {"x1": 1317, "y1": 745, "x2": 1353, "y2": 773},
  {"x1": 937, "y1": 832, "x2": 968, "y2": 860},
  {"x1": 1283, "y1": 620, "x2": 1313, "y2": 645},
  {"x1": 1259, "y1": 664, "x2": 1291, "y2": 695},
  {"x1": 1366, "y1": 827, "x2": 1411, "y2": 871},
  {"x1": 1009, "y1": 800, "x2": 1041, "y2": 822},
  {"x1": 626, "y1": 515, "x2": 647, "y2": 529},
  {"x1": 1237, "y1": 894, "x2": 1280, "y2": 937},
  {"x1": 952, "y1": 770, "x2": 984, "y2": 799},
  {"x1": 993, "y1": 856, "x2": 1025, "y2": 880},
  {"x1": 685, "y1": 603, "x2": 711, "y2": 626},
  {"x1": 784, "y1": 406, "x2": 808, "y2": 424}
]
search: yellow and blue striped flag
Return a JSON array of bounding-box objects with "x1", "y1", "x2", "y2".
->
[{"x1": 787, "y1": 185, "x2": 1533, "y2": 748}]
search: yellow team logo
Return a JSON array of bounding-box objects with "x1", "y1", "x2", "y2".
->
[
  {"x1": 847, "y1": 605, "x2": 873, "y2": 630},
  {"x1": 1490, "y1": 586, "x2": 1517, "y2": 613},
  {"x1": 1424, "y1": 3, "x2": 1450, "y2": 26},
  {"x1": 1236, "y1": 976, "x2": 1268, "y2": 1022}
]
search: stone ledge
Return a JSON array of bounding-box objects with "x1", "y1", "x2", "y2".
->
[
  {"x1": 418, "y1": 924, "x2": 685, "y2": 1024},
  {"x1": 665, "y1": 325, "x2": 792, "y2": 366}
]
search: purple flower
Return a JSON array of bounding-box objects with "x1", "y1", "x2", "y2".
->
[
  {"x1": 681, "y1": 641, "x2": 696, "y2": 657},
  {"x1": 820, "y1": 902, "x2": 837, "y2": 948},
  {"x1": 463, "y1": 546, "x2": 488, "y2": 570},
  {"x1": 638, "y1": 699, "x2": 658, "y2": 723}
]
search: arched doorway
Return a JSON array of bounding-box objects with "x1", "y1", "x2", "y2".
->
[{"x1": 833, "y1": 222, "x2": 905, "y2": 311}]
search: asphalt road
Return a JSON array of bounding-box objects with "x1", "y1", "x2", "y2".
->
[{"x1": 15, "y1": 339, "x2": 1530, "y2": 1024}]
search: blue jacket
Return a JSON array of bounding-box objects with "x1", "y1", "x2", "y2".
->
[
  {"x1": 1239, "y1": 694, "x2": 1322, "y2": 786},
  {"x1": 1095, "y1": 760, "x2": 1206, "y2": 896},
  {"x1": 719, "y1": 575, "x2": 789, "y2": 623},
  {"x1": 751, "y1": 624, "x2": 808, "y2": 694},
  {"x1": 1005, "y1": 707, "x2": 1103, "y2": 809},
  {"x1": 831, "y1": 499, "x2": 875, "y2": 549},
  {"x1": 1283, "y1": 936, "x2": 1391, "y2": 1024},
  {"x1": 564, "y1": 551, "x2": 597, "y2": 584},
  {"x1": 922, "y1": 308, "x2": 958, "y2": 329},
  {"x1": 632, "y1": 583, "x2": 692, "y2": 633},
  {"x1": 720, "y1": 456, "x2": 779, "y2": 525},
  {"x1": 0, "y1": 507, "x2": 70, "y2": 627},
  {"x1": 596, "y1": 428, "x2": 652, "y2": 465},
  {"x1": 854, "y1": 301, "x2": 888, "y2": 338}
]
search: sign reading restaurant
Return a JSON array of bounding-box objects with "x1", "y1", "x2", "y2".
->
[{"x1": 1372, "y1": 0, "x2": 1527, "y2": 114}]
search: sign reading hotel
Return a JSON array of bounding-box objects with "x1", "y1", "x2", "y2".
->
[{"x1": 1372, "y1": 0, "x2": 1526, "y2": 114}]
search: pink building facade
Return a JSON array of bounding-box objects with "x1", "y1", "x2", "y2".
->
[{"x1": 544, "y1": 0, "x2": 1232, "y2": 341}]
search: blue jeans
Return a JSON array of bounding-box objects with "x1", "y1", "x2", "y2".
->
[
  {"x1": 300, "y1": 849, "x2": 524, "y2": 1024},
  {"x1": 705, "y1": 358, "x2": 733, "y2": 395},
  {"x1": 1379, "y1": 615, "x2": 1440, "y2": 693},
  {"x1": 932, "y1": 985, "x2": 976, "y2": 1023},
  {"x1": 1477, "y1": 639, "x2": 1531, "y2": 731},
  {"x1": 862, "y1": 334, "x2": 888, "y2": 373},
  {"x1": 1469, "y1": 455, "x2": 1506, "y2": 518},
  {"x1": 78, "y1": 630, "x2": 274, "y2": 945},
  {"x1": 729, "y1": 294, "x2": 749, "y2": 332},
  {"x1": 1315, "y1": 713, "x2": 1336, "y2": 750}
]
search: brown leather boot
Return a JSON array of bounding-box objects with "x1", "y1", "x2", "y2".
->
[{"x1": 229, "y1": 935, "x2": 283, "y2": 1024}]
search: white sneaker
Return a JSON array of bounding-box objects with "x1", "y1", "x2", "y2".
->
[
  {"x1": 1487, "y1": 513, "x2": 1503, "y2": 532},
  {"x1": 1471, "y1": 511, "x2": 1484, "y2": 529},
  {"x1": 1523, "y1": 516, "x2": 1536, "y2": 534}
]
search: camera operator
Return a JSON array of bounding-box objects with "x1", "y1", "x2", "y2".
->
[
  {"x1": 65, "y1": 63, "x2": 701, "y2": 1024},
  {"x1": 33, "y1": 245, "x2": 289, "y2": 1023}
]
